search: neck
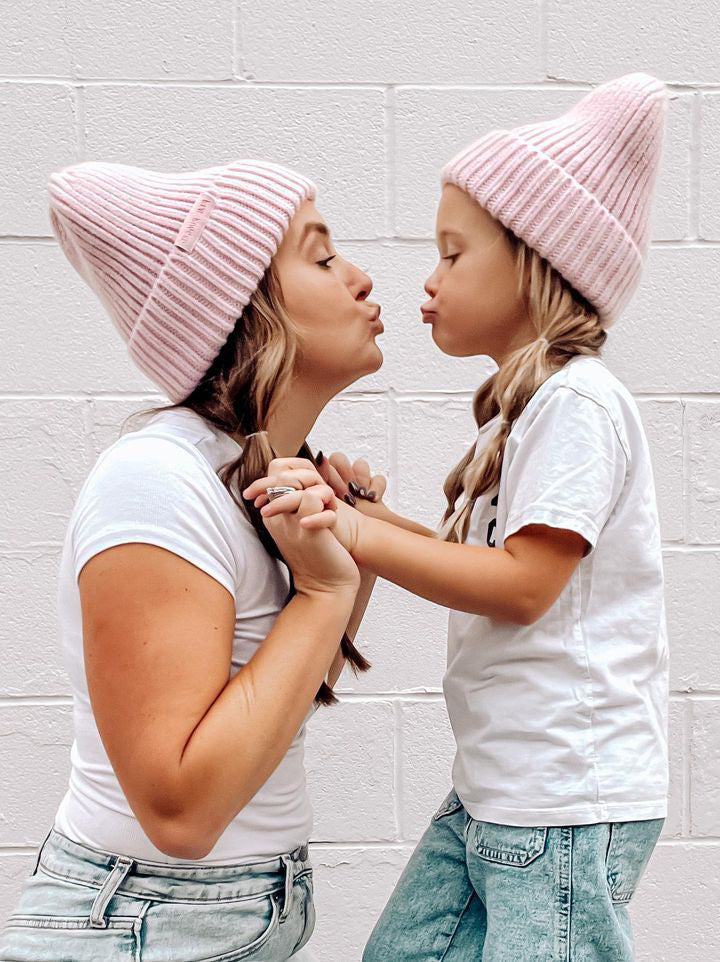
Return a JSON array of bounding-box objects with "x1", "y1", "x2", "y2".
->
[{"x1": 265, "y1": 376, "x2": 338, "y2": 458}]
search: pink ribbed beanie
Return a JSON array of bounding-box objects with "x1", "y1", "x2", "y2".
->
[
  {"x1": 47, "y1": 159, "x2": 317, "y2": 401},
  {"x1": 440, "y1": 72, "x2": 669, "y2": 326}
]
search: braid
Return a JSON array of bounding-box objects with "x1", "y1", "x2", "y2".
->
[{"x1": 440, "y1": 231, "x2": 607, "y2": 544}]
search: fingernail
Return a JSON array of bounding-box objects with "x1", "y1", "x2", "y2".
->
[
  {"x1": 316, "y1": 451, "x2": 324, "y2": 464},
  {"x1": 366, "y1": 490, "x2": 377, "y2": 501},
  {"x1": 359, "y1": 487, "x2": 367, "y2": 497},
  {"x1": 348, "y1": 480, "x2": 360, "y2": 495},
  {"x1": 343, "y1": 493, "x2": 357, "y2": 507}
]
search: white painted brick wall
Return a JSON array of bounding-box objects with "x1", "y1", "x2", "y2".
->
[{"x1": 1, "y1": 1, "x2": 718, "y2": 957}]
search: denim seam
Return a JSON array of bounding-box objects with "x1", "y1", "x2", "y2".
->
[
  {"x1": 438, "y1": 891, "x2": 476, "y2": 962},
  {"x1": 556, "y1": 827, "x2": 572, "y2": 962}
]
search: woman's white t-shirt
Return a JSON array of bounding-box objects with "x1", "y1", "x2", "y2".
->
[
  {"x1": 53, "y1": 407, "x2": 317, "y2": 864},
  {"x1": 444, "y1": 356, "x2": 669, "y2": 826}
]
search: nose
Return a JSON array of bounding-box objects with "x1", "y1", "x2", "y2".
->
[
  {"x1": 353, "y1": 264, "x2": 373, "y2": 302},
  {"x1": 424, "y1": 265, "x2": 439, "y2": 298}
]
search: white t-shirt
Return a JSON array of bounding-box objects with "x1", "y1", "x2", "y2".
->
[
  {"x1": 53, "y1": 407, "x2": 318, "y2": 864},
  {"x1": 443, "y1": 356, "x2": 669, "y2": 826}
]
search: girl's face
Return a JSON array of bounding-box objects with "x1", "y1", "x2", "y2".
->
[
  {"x1": 273, "y1": 199, "x2": 383, "y2": 392},
  {"x1": 422, "y1": 184, "x2": 532, "y2": 364}
]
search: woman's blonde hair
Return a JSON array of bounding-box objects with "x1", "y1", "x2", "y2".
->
[
  {"x1": 122, "y1": 263, "x2": 370, "y2": 707},
  {"x1": 439, "y1": 227, "x2": 607, "y2": 544}
]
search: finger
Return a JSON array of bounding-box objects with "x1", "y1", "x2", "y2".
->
[
  {"x1": 258, "y1": 489, "x2": 303, "y2": 517},
  {"x1": 352, "y1": 458, "x2": 372, "y2": 490},
  {"x1": 295, "y1": 484, "x2": 336, "y2": 519},
  {"x1": 299, "y1": 509, "x2": 337, "y2": 530},
  {"x1": 245, "y1": 467, "x2": 320, "y2": 503},
  {"x1": 368, "y1": 473, "x2": 387, "y2": 499},
  {"x1": 267, "y1": 457, "x2": 317, "y2": 475},
  {"x1": 328, "y1": 452, "x2": 355, "y2": 485},
  {"x1": 324, "y1": 461, "x2": 350, "y2": 498}
]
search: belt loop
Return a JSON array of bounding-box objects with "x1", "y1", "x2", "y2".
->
[
  {"x1": 31, "y1": 825, "x2": 53, "y2": 877},
  {"x1": 279, "y1": 854, "x2": 293, "y2": 923},
  {"x1": 89, "y1": 855, "x2": 135, "y2": 928}
]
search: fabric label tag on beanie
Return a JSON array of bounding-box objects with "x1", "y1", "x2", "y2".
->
[{"x1": 175, "y1": 192, "x2": 216, "y2": 253}]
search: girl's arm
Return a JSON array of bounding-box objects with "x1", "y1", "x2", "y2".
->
[{"x1": 351, "y1": 512, "x2": 587, "y2": 624}]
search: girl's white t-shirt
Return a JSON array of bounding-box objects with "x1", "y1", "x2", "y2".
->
[
  {"x1": 53, "y1": 407, "x2": 318, "y2": 864},
  {"x1": 444, "y1": 356, "x2": 669, "y2": 826}
]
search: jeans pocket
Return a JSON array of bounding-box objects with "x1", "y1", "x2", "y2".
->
[
  {"x1": 605, "y1": 818, "x2": 664, "y2": 904},
  {"x1": 432, "y1": 787, "x2": 464, "y2": 821},
  {"x1": 468, "y1": 819, "x2": 548, "y2": 868}
]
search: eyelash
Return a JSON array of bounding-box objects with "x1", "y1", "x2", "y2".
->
[
  {"x1": 443, "y1": 253, "x2": 459, "y2": 262},
  {"x1": 317, "y1": 255, "x2": 336, "y2": 269}
]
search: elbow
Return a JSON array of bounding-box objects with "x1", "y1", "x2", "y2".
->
[
  {"x1": 502, "y1": 592, "x2": 544, "y2": 627},
  {"x1": 147, "y1": 815, "x2": 215, "y2": 861}
]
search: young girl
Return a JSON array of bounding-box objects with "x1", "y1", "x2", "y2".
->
[
  {"x1": 0, "y1": 158, "x2": 385, "y2": 961},
  {"x1": 246, "y1": 72, "x2": 671, "y2": 960}
]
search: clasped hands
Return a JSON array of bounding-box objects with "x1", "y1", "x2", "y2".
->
[{"x1": 242, "y1": 453, "x2": 388, "y2": 561}]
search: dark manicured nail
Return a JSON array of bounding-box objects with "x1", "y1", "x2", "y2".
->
[
  {"x1": 343, "y1": 493, "x2": 357, "y2": 507},
  {"x1": 316, "y1": 451, "x2": 324, "y2": 464},
  {"x1": 359, "y1": 487, "x2": 367, "y2": 497},
  {"x1": 348, "y1": 480, "x2": 361, "y2": 496},
  {"x1": 365, "y1": 490, "x2": 377, "y2": 501}
]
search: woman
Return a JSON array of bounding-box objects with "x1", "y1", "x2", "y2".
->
[{"x1": 0, "y1": 158, "x2": 385, "y2": 961}]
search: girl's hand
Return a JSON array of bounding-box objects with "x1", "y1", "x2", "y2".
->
[
  {"x1": 260, "y1": 483, "x2": 360, "y2": 596},
  {"x1": 260, "y1": 484, "x2": 362, "y2": 559}
]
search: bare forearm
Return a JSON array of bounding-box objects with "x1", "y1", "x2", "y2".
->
[
  {"x1": 326, "y1": 567, "x2": 377, "y2": 688},
  {"x1": 170, "y1": 588, "x2": 356, "y2": 853},
  {"x1": 382, "y1": 507, "x2": 438, "y2": 539},
  {"x1": 354, "y1": 515, "x2": 529, "y2": 622}
]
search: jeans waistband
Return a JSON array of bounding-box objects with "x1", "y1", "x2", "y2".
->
[{"x1": 34, "y1": 826, "x2": 311, "y2": 923}]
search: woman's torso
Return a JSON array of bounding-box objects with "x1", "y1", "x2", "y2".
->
[{"x1": 53, "y1": 407, "x2": 315, "y2": 864}]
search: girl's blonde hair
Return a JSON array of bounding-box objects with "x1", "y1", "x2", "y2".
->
[
  {"x1": 121, "y1": 263, "x2": 370, "y2": 707},
  {"x1": 440, "y1": 227, "x2": 607, "y2": 544}
]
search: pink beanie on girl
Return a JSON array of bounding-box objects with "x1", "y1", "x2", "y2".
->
[
  {"x1": 441, "y1": 72, "x2": 669, "y2": 326},
  {"x1": 47, "y1": 160, "x2": 317, "y2": 402}
]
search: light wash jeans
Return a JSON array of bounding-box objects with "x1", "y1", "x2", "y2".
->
[
  {"x1": 363, "y1": 787, "x2": 664, "y2": 962},
  {"x1": 0, "y1": 825, "x2": 315, "y2": 961}
]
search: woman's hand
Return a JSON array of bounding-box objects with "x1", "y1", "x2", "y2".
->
[
  {"x1": 259, "y1": 482, "x2": 361, "y2": 597},
  {"x1": 319, "y1": 452, "x2": 395, "y2": 524}
]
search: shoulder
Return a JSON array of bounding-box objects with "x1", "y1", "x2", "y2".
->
[{"x1": 516, "y1": 357, "x2": 634, "y2": 460}]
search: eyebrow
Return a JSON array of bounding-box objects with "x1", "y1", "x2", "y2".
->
[{"x1": 298, "y1": 221, "x2": 331, "y2": 250}]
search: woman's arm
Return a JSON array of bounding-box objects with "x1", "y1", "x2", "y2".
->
[
  {"x1": 325, "y1": 566, "x2": 377, "y2": 688},
  {"x1": 80, "y1": 496, "x2": 359, "y2": 861}
]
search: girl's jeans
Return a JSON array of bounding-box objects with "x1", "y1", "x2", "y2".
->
[
  {"x1": 0, "y1": 825, "x2": 315, "y2": 961},
  {"x1": 363, "y1": 787, "x2": 664, "y2": 962}
]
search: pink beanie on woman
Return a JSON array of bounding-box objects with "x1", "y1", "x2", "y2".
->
[
  {"x1": 441, "y1": 72, "x2": 669, "y2": 326},
  {"x1": 47, "y1": 159, "x2": 317, "y2": 402}
]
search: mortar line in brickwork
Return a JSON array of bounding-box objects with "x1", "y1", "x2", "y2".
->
[
  {"x1": 393, "y1": 700, "x2": 404, "y2": 842},
  {"x1": 6, "y1": 236, "x2": 720, "y2": 248},
  {"x1": 538, "y1": 0, "x2": 548, "y2": 80},
  {"x1": 681, "y1": 398, "x2": 690, "y2": 545},
  {"x1": 689, "y1": 90, "x2": 702, "y2": 239},
  {"x1": 385, "y1": 86, "x2": 397, "y2": 236},
  {"x1": 682, "y1": 697, "x2": 692, "y2": 835}
]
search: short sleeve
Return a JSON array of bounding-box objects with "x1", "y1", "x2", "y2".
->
[
  {"x1": 502, "y1": 387, "x2": 629, "y2": 555},
  {"x1": 72, "y1": 435, "x2": 239, "y2": 597}
]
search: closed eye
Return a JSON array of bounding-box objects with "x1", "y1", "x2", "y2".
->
[
  {"x1": 443, "y1": 253, "x2": 459, "y2": 262},
  {"x1": 317, "y1": 255, "x2": 337, "y2": 269}
]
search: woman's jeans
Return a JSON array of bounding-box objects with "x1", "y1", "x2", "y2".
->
[
  {"x1": 363, "y1": 787, "x2": 664, "y2": 962},
  {"x1": 0, "y1": 825, "x2": 315, "y2": 961}
]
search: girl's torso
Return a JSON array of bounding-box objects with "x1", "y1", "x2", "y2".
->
[{"x1": 444, "y1": 356, "x2": 669, "y2": 826}]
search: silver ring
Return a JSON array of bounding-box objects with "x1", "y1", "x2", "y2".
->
[{"x1": 266, "y1": 486, "x2": 299, "y2": 502}]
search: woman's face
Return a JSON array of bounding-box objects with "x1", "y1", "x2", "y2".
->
[
  {"x1": 421, "y1": 184, "x2": 532, "y2": 364},
  {"x1": 273, "y1": 199, "x2": 383, "y2": 392}
]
